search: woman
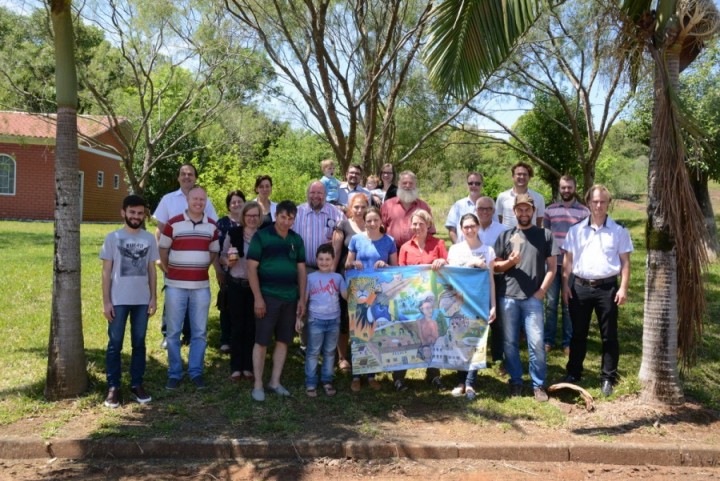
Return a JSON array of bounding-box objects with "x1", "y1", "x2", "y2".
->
[
  {"x1": 253, "y1": 175, "x2": 276, "y2": 229},
  {"x1": 378, "y1": 163, "x2": 397, "y2": 202},
  {"x1": 332, "y1": 193, "x2": 368, "y2": 372},
  {"x1": 345, "y1": 206, "x2": 398, "y2": 391},
  {"x1": 215, "y1": 190, "x2": 246, "y2": 353},
  {"x1": 220, "y1": 201, "x2": 261, "y2": 382},
  {"x1": 447, "y1": 213, "x2": 497, "y2": 400},
  {"x1": 394, "y1": 209, "x2": 448, "y2": 391}
]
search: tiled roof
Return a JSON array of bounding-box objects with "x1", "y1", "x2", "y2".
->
[{"x1": 0, "y1": 111, "x2": 124, "y2": 139}]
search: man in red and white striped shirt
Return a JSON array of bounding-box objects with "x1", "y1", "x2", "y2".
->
[{"x1": 159, "y1": 186, "x2": 219, "y2": 390}]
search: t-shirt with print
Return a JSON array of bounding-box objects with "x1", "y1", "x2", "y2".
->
[
  {"x1": 348, "y1": 234, "x2": 397, "y2": 271},
  {"x1": 306, "y1": 271, "x2": 347, "y2": 320},
  {"x1": 100, "y1": 228, "x2": 160, "y2": 306}
]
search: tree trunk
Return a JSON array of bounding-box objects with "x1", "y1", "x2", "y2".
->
[
  {"x1": 638, "y1": 47, "x2": 683, "y2": 405},
  {"x1": 688, "y1": 167, "x2": 718, "y2": 258},
  {"x1": 45, "y1": 0, "x2": 88, "y2": 400}
]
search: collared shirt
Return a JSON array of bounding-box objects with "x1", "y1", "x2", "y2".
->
[
  {"x1": 456, "y1": 219, "x2": 508, "y2": 245},
  {"x1": 153, "y1": 188, "x2": 217, "y2": 224},
  {"x1": 495, "y1": 188, "x2": 545, "y2": 227},
  {"x1": 380, "y1": 197, "x2": 435, "y2": 248},
  {"x1": 292, "y1": 202, "x2": 345, "y2": 267},
  {"x1": 398, "y1": 235, "x2": 448, "y2": 266},
  {"x1": 247, "y1": 225, "x2": 306, "y2": 302},
  {"x1": 337, "y1": 182, "x2": 371, "y2": 206},
  {"x1": 543, "y1": 200, "x2": 590, "y2": 265},
  {"x1": 159, "y1": 212, "x2": 219, "y2": 289},
  {"x1": 445, "y1": 196, "x2": 500, "y2": 237},
  {"x1": 563, "y1": 215, "x2": 634, "y2": 279}
]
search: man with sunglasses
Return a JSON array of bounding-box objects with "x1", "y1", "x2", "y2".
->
[{"x1": 445, "y1": 172, "x2": 494, "y2": 244}]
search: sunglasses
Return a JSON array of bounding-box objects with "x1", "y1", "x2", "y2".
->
[{"x1": 467, "y1": 182, "x2": 483, "y2": 186}]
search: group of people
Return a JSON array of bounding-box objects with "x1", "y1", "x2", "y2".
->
[{"x1": 99, "y1": 159, "x2": 632, "y2": 408}]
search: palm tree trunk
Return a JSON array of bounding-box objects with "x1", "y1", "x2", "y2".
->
[
  {"x1": 45, "y1": 0, "x2": 88, "y2": 400},
  {"x1": 638, "y1": 46, "x2": 683, "y2": 405}
]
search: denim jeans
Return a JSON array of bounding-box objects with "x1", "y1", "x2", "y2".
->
[
  {"x1": 305, "y1": 317, "x2": 340, "y2": 388},
  {"x1": 455, "y1": 369, "x2": 478, "y2": 388},
  {"x1": 106, "y1": 304, "x2": 149, "y2": 388},
  {"x1": 544, "y1": 266, "x2": 572, "y2": 349},
  {"x1": 165, "y1": 286, "x2": 211, "y2": 380},
  {"x1": 501, "y1": 296, "x2": 546, "y2": 389}
]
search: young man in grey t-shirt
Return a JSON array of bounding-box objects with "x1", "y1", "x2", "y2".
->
[{"x1": 99, "y1": 195, "x2": 160, "y2": 408}]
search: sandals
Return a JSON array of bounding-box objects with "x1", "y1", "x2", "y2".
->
[
  {"x1": 323, "y1": 383, "x2": 337, "y2": 397},
  {"x1": 306, "y1": 387, "x2": 318, "y2": 398},
  {"x1": 338, "y1": 359, "x2": 351, "y2": 373}
]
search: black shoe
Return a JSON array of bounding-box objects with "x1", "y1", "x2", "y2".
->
[
  {"x1": 131, "y1": 385, "x2": 152, "y2": 404},
  {"x1": 165, "y1": 378, "x2": 181, "y2": 390},
  {"x1": 191, "y1": 376, "x2": 207, "y2": 389},
  {"x1": 561, "y1": 374, "x2": 581, "y2": 384},
  {"x1": 430, "y1": 376, "x2": 444, "y2": 391},
  {"x1": 601, "y1": 380, "x2": 614, "y2": 397},
  {"x1": 509, "y1": 383, "x2": 522, "y2": 397},
  {"x1": 394, "y1": 380, "x2": 408, "y2": 392},
  {"x1": 104, "y1": 387, "x2": 121, "y2": 408}
]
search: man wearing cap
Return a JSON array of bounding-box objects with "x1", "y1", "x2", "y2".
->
[
  {"x1": 561, "y1": 184, "x2": 633, "y2": 397},
  {"x1": 494, "y1": 193, "x2": 558, "y2": 402}
]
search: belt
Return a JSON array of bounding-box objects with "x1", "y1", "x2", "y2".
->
[{"x1": 574, "y1": 275, "x2": 617, "y2": 287}]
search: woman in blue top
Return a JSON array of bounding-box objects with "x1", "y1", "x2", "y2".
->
[{"x1": 344, "y1": 206, "x2": 398, "y2": 391}]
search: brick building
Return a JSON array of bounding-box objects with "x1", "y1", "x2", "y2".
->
[{"x1": 0, "y1": 112, "x2": 131, "y2": 222}]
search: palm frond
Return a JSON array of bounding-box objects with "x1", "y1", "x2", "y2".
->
[{"x1": 423, "y1": 0, "x2": 546, "y2": 98}]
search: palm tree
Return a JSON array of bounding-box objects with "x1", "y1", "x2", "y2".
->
[
  {"x1": 423, "y1": 0, "x2": 718, "y2": 404},
  {"x1": 45, "y1": 0, "x2": 88, "y2": 400}
]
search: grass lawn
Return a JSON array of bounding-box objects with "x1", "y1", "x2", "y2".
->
[{"x1": 0, "y1": 199, "x2": 718, "y2": 440}]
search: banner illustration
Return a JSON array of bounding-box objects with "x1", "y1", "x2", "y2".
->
[{"x1": 346, "y1": 265, "x2": 491, "y2": 375}]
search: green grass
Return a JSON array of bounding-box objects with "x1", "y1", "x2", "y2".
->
[{"x1": 1, "y1": 199, "x2": 719, "y2": 440}]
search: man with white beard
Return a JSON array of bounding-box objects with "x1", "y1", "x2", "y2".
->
[{"x1": 381, "y1": 171, "x2": 435, "y2": 248}]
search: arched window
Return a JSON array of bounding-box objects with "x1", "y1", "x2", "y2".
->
[{"x1": 0, "y1": 154, "x2": 15, "y2": 195}]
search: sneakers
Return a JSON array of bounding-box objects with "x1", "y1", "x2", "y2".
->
[
  {"x1": 131, "y1": 385, "x2": 152, "y2": 404},
  {"x1": 104, "y1": 387, "x2": 121, "y2": 408},
  {"x1": 267, "y1": 384, "x2": 291, "y2": 396},
  {"x1": 191, "y1": 376, "x2": 207, "y2": 389},
  {"x1": 451, "y1": 385, "x2": 465, "y2": 397},
  {"x1": 509, "y1": 383, "x2": 522, "y2": 397},
  {"x1": 601, "y1": 380, "x2": 614, "y2": 397},
  {"x1": 465, "y1": 386, "x2": 476, "y2": 400},
  {"x1": 533, "y1": 387, "x2": 549, "y2": 402},
  {"x1": 160, "y1": 337, "x2": 168, "y2": 349},
  {"x1": 394, "y1": 380, "x2": 408, "y2": 392},
  {"x1": 165, "y1": 378, "x2": 181, "y2": 390}
]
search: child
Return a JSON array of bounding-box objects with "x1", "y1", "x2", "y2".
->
[
  {"x1": 320, "y1": 158, "x2": 340, "y2": 204},
  {"x1": 365, "y1": 174, "x2": 384, "y2": 205},
  {"x1": 296, "y1": 243, "x2": 347, "y2": 397},
  {"x1": 100, "y1": 195, "x2": 160, "y2": 408}
]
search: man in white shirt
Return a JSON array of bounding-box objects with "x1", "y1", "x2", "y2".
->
[
  {"x1": 495, "y1": 162, "x2": 545, "y2": 228},
  {"x1": 445, "y1": 172, "x2": 486, "y2": 243}
]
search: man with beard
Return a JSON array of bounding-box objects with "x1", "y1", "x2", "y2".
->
[
  {"x1": 494, "y1": 194, "x2": 558, "y2": 402},
  {"x1": 294, "y1": 181, "x2": 346, "y2": 271},
  {"x1": 496, "y1": 162, "x2": 545, "y2": 228},
  {"x1": 543, "y1": 176, "x2": 589, "y2": 355},
  {"x1": 381, "y1": 170, "x2": 435, "y2": 248},
  {"x1": 337, "y1": 164, "x2": 371, "y2": 207},
  {"x1": 100, "y1": 195, "x2": 160, "y2": 408}
]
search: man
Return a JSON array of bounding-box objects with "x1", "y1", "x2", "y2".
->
[
  {"x1": 494, "y1": 194, "x2": 558, "y2": 402},
  {"x1": 562, "y1": 185, "x2": 633, "y2": 397},
  {"x1": 153, "y1": 163, "x2": 218, "y2": 348},
  {"x1": 445, "y1": 172, "x2": 486, "y2": 243},
  {"x1": 337, "y1": 164, "x2": 371, "y2": 207},
  {"x1": 455, "y1": 196, "x2": 508, "y2": 246},
  {"x1": 247, "y1": 200, "x2": 307, "y2": 402},
  {"x1": 159, "y1": 186, "x2": 219, "y2": 390},
  {"x1": 496, "y1": 162, "x2": 545, "y2": 228},
  {"x1": 543, "y1": 175, "x2": 590, "y2": 355},
  {"x1": 293, "y1": 181, "x2": 345, "y2": 271},
  {"x1": 381, "y1": 170, "x2": 434, "y2": 248},
  {"x1": 100, "y1": 195, "x2": 159, "y2": 408}
]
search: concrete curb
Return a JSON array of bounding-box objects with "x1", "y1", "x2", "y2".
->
[{"x1": 0, "y1": 438, "x2": 719, "y2": 466}]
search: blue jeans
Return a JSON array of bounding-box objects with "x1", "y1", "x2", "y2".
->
[
  {"x1": 305, "y1": 317, "x2": 340, "y2": 388},
  {"x1": 502, "y1": 296, "x2": 546, "y2": 389},
  {"x1": 165, "y1": 286, "x2": 211, "y2": 380},
  {"x1": 544, "y1": 267, "x2": 572, "y2": 349},
  {"x1": 455, "y1": 369, "x2": 478, "y2": 388},
  {"x1": 106, "y1": 304, "x2": 149, "y2": 388}
]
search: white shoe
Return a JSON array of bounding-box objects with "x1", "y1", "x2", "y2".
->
[{"x1": 451, "y1": 385, "x2": 465, "y2": 397}]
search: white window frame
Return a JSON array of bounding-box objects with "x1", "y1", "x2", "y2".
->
[
  {"x1": 0, "y1": 154, "x2": 16, "y2": 196},
  {"x1": 97, "y1": 170, "x2": 104, "y2": 188}
]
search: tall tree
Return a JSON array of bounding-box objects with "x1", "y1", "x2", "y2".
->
[
  {"x1": 423, "y1": 0, "x2": 718, "y2": 404},
  {"x1": 45, "y1": 0, "x2": 88, "y2": 400},
  {"x1": 224, "y1": 0, "x2": 434, "y2": 174}
]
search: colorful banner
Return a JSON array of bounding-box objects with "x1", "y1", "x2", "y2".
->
[{"x1": 346, "y1": 265, "x2": 491, "y2": 375}]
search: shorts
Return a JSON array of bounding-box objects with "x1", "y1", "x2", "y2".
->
[{"x1": 255, "y1": 295, "x2": 297, "y2": 346}]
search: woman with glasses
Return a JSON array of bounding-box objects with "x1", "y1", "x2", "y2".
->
[
  {"x1": 378, "y1": 163, "x2": 397, "y2": 203},
  {"x1": 447, "y1": 213, "x2": 497, "y2": 400},
  {"x1": 220, "y1": 201, "x2": 262, "y2": 382}
]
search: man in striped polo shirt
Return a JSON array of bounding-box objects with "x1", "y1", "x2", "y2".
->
[
  {"x1": 159, "y1": 186, "x2": 219, "y2": 390},
  {"x1": 542, "y1": 176, "x2": 589, "y2": 354}
]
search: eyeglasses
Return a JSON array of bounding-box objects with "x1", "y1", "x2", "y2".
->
[
  {"x1": 467, "y1": 182, "x2": 483, "y2": 186},
  {"x1": 461, "y1": 224, "x2": 479, "y2": 230},
  {"x1": 244, "y1": 214, "x2": 260, "y2": 218},
  {"x1": 477, "y1": 207, "x2": 493, "y2": 211}
]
